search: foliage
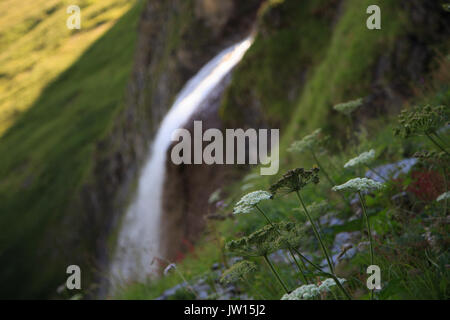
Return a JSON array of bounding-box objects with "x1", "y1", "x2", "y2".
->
[
  {"x1": 220, "y1": 261, "x2": 257, "y2": 284},
  {"x1": 269, "y1": 168, "x2": 320, "y2": 196},
  {"x1": 393, "y1": 105, "x2": 449, "y2": 139},
  {"x1": 333, "y1": 98, "x2": 363, "y2": 116}
]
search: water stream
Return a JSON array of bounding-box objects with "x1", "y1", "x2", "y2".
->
[{"x1": 110, "y1": 37, "x2": 252, "y2": 288}]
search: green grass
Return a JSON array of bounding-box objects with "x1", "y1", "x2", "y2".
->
[
  {"x1": 0, "y1": 0, "x2": 144, "y2": 299},
  {"x1": 117, "y1": 102, "x2": 449, "y2": 299},
  {"x1": 220, "y1": 0, "x2": 334, "y2": 127},
  {"x1": 0, "y1": 0, "x2": 134, "y2": 135},
  {"x1": 284, "y1": 0, "x2": 405, "y2": 143}
]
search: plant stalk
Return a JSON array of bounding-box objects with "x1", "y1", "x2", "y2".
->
[
  {"x1": 433, "y1": 132, "x2": 449, "y2": 147},
  {"x1": 426, "y1": 133, "x2": 449, "y2": 155},
  {"x1": 291, "y1": 248, "x2": 352, "y2": 300},
  {"x1": 311, "y1": 150, "x2": 349, "y2": 206},
  {"x1": 263, "y1": 255, "x2": 290, "y2": 294},
  {"x1": 295, "y1": 191, "x2": 334, "y2": 274},
  {"x1": 442, "y1": 167, "x2": 448, "y2": 216},
  {"x1": 255, "y1": 205, "x2": 309, "y2": 284},
  {"x1": 366, "y1": 164, "x2": 387, "y2": 182},
  {"x1": 358, "y1": 191, "x2": 374, "y2": 300},
  {"x1": 311, "y1": 150, "x2": 336, "y2": 186}
]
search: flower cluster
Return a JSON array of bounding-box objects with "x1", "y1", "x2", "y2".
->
[
  {"x1": 270, "y1": 167, "x2": 320, "y2": 196},
  {"x1": 287, "y1": 129, "x2": 322, "y2": 153},
  {"x1": 233, "y1": 190, "x2": 272, "y2": 214},
  {"x1": 332, "y1": 177, "x2": 384, "y2": 193},
  {"x1": 437, "y1": 191, "x2": 450, "y2": 202},
  {"x1": 281, "y1": 278, "x2": 346, "y2": 300},
  {"x1": 333, "y1": 98, "x2": 363, "y2": 116},
  {"x1": 318, "y1": 278, "x2": 346, "y2": 292},
  {"x1": 274, "y1": 221, "x2": 305, "y2": 249},
  {"x1": 344, "y1": 149, "x2": 376, "y2": 168},
  {"x1": 393, "y1": 105, "x2": 448, "y2": 138},
  {"x1": 226, "y1": 221, "x2": 304, "y2": 257},
  {"x1": 281, "y1": 284, "x2": 320, "y2": 300},
  {"x1": 220, "y1": 260, "x2": 257, "y2": 284},
  {"x1": 305, "y1": 200, "x2": 329, "y2": 218}
]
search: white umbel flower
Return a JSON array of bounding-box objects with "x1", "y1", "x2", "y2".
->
[
  {"x1": 281, "y1": 284, "x2": 320, "y2": 300},
  {"x1": 344, "y1": 149, "x2": 376, "y2": 168},
  {"x1": 233, "y1": 190, "x2": 272, "y2": 214},
  {"x1": 437, "y1": 191, "x2": 450, "y2": 202},
  {"x1": 333, "y1": 98, "x2": 363, "y2": 115},
  {"x1": 281, "y1": 278, "x2": 346, "y2": 300},
  {"x1": 332, "y1": 178, "x2": 384, "y2": 193},
  {"x1": 287, "y1": 129, "x2": 322, "y2": 153},
  {"x1": 318, "y1": 278, "x2": 346, "y2": 292}
]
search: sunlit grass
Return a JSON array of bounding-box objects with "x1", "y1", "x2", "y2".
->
[
  {"x1": 0, "y1": 0, "x2": 134, "y2": 135},
  {"x1": 0, "y1": 0, "x2": 143, "y2": 299}
]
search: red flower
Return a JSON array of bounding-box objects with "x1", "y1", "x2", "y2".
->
[{"x1": 407, "y1": 170, "x2": 444, "y2": 202}]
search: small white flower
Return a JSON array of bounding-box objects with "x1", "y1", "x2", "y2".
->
[
  {"x1": 332, "y1": 177, "x2": 385, "y2": 193},
  {"x1": 318, "y1": 278, "x2": 346, "y2": 293},
  {"x1": 208, "y1": 189, "x2": 221, "y2": 204},
  {"x1": 233, "y1": 190, "x2": 272, "y2": 214},
  {"x1": 333, "y1": 98, "x2": 363, "y2": 115},
  {"x1": 163, "y1": 263, "x2": 177, "y2": 276},
  {"x1": 436, "y1": 191, "x2": 450, "y2": 202},
  {"x1": 287, "y1": 129, "x2": 322, "y2": 153},
  {"x1": 281, "y1": 278, "x2": 347, "y2": 300},
  {"x1": 281, "y1": 284, "x2": 320, "y2": 300},
  {"x1": 344, "y1": 149, "x2": 376, "y2": 168}
]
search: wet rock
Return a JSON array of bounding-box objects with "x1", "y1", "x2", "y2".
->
[
  {"x1": 211, "y1": 263, "x2": 221, "y2": 271},
  {"x1": 365, "y1": 158, "x2": 417, "y2": 182}
]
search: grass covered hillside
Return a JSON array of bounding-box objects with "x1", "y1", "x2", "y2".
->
[
  {"x1": 0, "y1": 0, "x2": 134, "y2": 135},
  {"x1": 116, "y1": 0, "x2": 450, "y2": 300},
  {"x1": 0, "y1": 0, "x2": 144, "y2": 299},
  {"x1": 0, "y1": 0, "x2": 448, "y2": 301}
]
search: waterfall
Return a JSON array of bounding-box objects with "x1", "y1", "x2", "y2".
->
[{"x1": 110, "y1": 37, "x2": 253, "y2": 289}]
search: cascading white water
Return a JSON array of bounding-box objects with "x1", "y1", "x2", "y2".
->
[{"x1": 110, "y1": 37, "x2": 252, "y2": 288}]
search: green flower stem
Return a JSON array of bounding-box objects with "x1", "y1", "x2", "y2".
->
[
  {"x1": 255, "y1": 205, "x2": 309, "y2": 284},
  {"x1": 287, "y1": 248, "x2": 309, "y2": 284},
  {"x1": 426, "y1": 133, "x2": 449, "y2": 155},
  {"x1": 311, "y1": 150, "x2": 335, "y2": 186},
  {"x1": 310, "y1": 150, "x2": 349, "y2": 206},
  {"x1": 254, "y1": 205, "x2": 274, "y2": 226},
  {"x1": 433, "y1": 132, "x2": 449, "y2": 147},
  {"x1": 291, "y1": 248, "x2": 352, "y2": 300},
  {"x1": 295, "y1": 191, "x2": 334, "y2": 274},
  {"x1": 263, "y1": 255, "x2": 290, "y2": 294},
  {"x1": 357, "y1": 191, "x2": 374, "y2": 300},
  {"x1": 442, "y1": 167, "x2": 448, "y2": 216},
  {"x1": 161, "y1": 260, "x2": 197, "y2": 299},
  {"x1": 366, "y1": 164, "x2": 387, "y2": 182}
]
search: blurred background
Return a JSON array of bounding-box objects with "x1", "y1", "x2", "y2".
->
[{"x1": 0, "y1": 0, "x2": 448, "y2": 300}]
